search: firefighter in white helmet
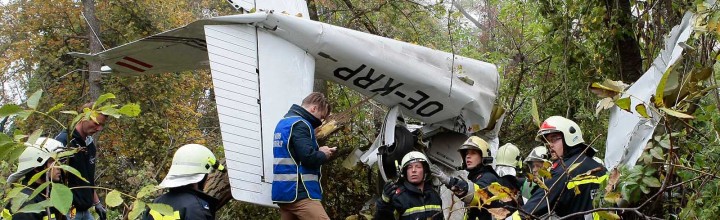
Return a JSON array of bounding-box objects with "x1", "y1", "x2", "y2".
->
[
  {"x1": 520, "y1": 146, "x2": 550, "y2": 202},
  {"x1": 4, "y1": 137, "x2": 66, "y2": 220},
  {"x1": 143, "y1": 144, "x2": 225, "y2": 220},
  {"x1": 375, "y1": 151, "x2": 443, "y2": 220},
  {"x1": 494, "y1": 143, "x2": 522, "y2": 217},
  {"x1": 430, "y1": 136, "x2": 500, "y2": 220},
  {"x1": 513, "y1": 116, "x2": 608, "y2": 220}
]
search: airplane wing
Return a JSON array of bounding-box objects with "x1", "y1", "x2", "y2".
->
[
  {"x1": 604, "y1": 12, "x2": 695, "y2": 170},
  {"x1": 68, "y1": 13, "x2": 268, "y2": 76}
]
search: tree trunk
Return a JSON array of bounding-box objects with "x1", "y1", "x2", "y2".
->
[
  {"x1": 606, "y1": 0, "x2": 643, "y2": 82},
  {"x1": 82, "y1": 0, "x2": 102, "y2": 100}
]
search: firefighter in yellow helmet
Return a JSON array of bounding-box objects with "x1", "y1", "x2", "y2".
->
[
  {"x1": 513, "y1": 116, "x2": 608, "y2": 220},
  {"x1": 143, "y1": 144, "x2": 225, "y2": 220},
  {"x1": 375, "y1": 151, "x2": 443, "y2": 220},
  {"x1": 494, "y1": 143, "x2": 523, "y2": 217},
  {"x1": 4, "y1": 137, "x2": 66, "y2": 220},
  {"x1": 430, "y1": 136, "x2": 500, "y2": 220}
]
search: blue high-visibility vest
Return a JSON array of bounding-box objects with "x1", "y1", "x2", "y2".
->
[{"x1": 271, "y1": 116, "x2": 323, "y2": 203}]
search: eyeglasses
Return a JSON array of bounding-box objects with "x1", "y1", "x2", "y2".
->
[{"x1": 545, "y1": 135, "x2": 563, "y2": 143}]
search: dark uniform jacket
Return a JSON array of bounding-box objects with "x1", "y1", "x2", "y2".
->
[
  {"x1": 465, "y1": 165, "x2": 501, "y2": 220},
  {"x1": 142, "y1": 186, "x2": 219, "y2": 220},
  {"x1": 55, "y1": 130, "x2": 97, "y2": 211},
  {"x1": 375, "y1": 180, "x2": 443, "y2": 220},
  {"x1": 521, "y1": 146, "x2": 607, "y2": 219}
]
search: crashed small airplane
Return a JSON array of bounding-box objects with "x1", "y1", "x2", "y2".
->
[{"x1": 70, "y1": 0, "x2": 501, "y2": 210}]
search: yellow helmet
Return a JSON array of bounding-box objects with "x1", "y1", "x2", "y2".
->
[
  {"x1": 458, "y1": 136, "x2": 493, "y2": 168},
  {"x1": 496, "y1": 143, "x2": 521, "y2": 168}
]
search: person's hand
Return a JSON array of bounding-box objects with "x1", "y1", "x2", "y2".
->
[
  {"x1": 429, "y1": 165, "x2": 451, "y2": 186},
  {"x1": 448, "y1": 177, "x2": 469, "y2": 197},
  {"x1": 94, "y1": 202, "x2": 107, "y2": 220},
  {"x1": 381, "y1": 181, "x2": 399, "y2": 203},
  {"x1": 319, "y1": 146, "x2": 337, "y2": 158}
]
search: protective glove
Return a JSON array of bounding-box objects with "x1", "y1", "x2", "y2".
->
[
  {"x1": 429, "y1": 165, "x2": 451, "y2": 186},
  {"x1": 448, "y1": 177, "x2": 469, "y2": 198},
  {"x1": 94, "y1": 202, "x2": 107, "y2": 220},
  {"x1": 381, "y1": 182, "x2": 399, "y2": 203}
]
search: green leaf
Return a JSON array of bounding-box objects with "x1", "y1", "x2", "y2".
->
[
  {"x1": 128, "y1": 200, "x2": 146, "y2": 220},
  {"x1": 0, "y1": 104, "x2": 23, "y2": 117},
  {"x1": 650, "y1": 147, "x2": 664, "y2": 160},
  {"x1": 660, "y1": 107, "x2": 695, "y2": 119},
  {"x1": 614, "y1": 97, "x2": 631, "y2": 112},
  {"x1": 27, "y1": 168, "x2": 49, "y2": 186},
  {"x1": 47, "y1": 103, "x2": 65, "y2": 114},
  {"x1": 10, "y1": 191, "x2": 29, "y2": 212},
  {"x1": 70, "y1": 114, "x2": 84, "y2": 129},
  {"x1": 100, "y1": 107, "x2": 121, "y2": 119},
  {"x1": 27, "y1": 128, "x2": 43, "y2": 146},
  {"x1": 27, "y1": 182, "x2": 51, "y2": 202},
  {"x1": 147, "y1": 203, "x2": 175, "y2": 216},
  {"x1": 639, "y1": 184, "x2": 650, "y2": 194},
  {"x1": 635, "y1": 104, "x2": 650, "y2": 118},
  {"x1": 16, "y1": 110, "x2": 34, "y2": 120},
  {"x1": 531, "y1": 98, "x2": 540, "y2": 128},
  {"x1": 17, "y1": 200, "x2": 51, "y2": 213},
  {"x1": 643, "y1": 177, "x2": 662, "y2": 188},
  {"x1": 137, "y1": 184, "x2": 158, "y2": 199},
  {"x1": 95, "y1": 93, "x2": 116, "y2": 108},
  {"x1": 119, "y1": 103, "x2": 141, "y2": 117},
  {"x1": 50, "y1": 183, "x2": 73, "y2": 214},
  {"x1": 655, "y1": 60, "x2": 680, "y2": 107},
  {"x1": 7, "y1": 144, "x2": 27, "y2": 163},
  {"x1": 106, "y1": 190, "x2": 123, "y2": 208},
  {"x1": 58, "y1": 165, "x2": 89, "y2": 183},
  {"x1": 26, "y1": 89, "x2": 43, "y2": 110}
]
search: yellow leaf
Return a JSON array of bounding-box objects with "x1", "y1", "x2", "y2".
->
[
  {"x1": 614, "y1": 97, "x2": 631, "y2": 112},
  {"x1": 597, "y1": 211, "x2": 621, "y2": 220},
  {"x1": 660, "y1": 107, "x2": 694, "y2": 119},
  {"x1": 531, "y1": 98, "x2": 540, "y2": 127},
  {"x1": 635, "y1": 104, "x2": 650, "y2": 118},
  {"x1": 604, "y1": 191, "x2": 622, "y2": 204},
  {"x1": 573, "y1": 186, "x2": 581, "y2": 195},
  {"x1": 538, "y1": 168, "x2": 552, "y2": 179}
]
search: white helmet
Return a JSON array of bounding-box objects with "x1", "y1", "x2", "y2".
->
[
  {"x1": 524, "y1": 146, "x2": 550, "y2": 163},
  {"x1": 495, "y1": 143, "x2": 521, "y2": 168},
  {"x1": 159, "y1": 144, "x2": 225, "y2": 188},
  {"x1": 399, "y1": 151, "x2": 430, "y2": 180},
  {"x1": 7, "y1": 137, "x2": 64, "y2": 183},
  {"x1": 536, "y1": 116, "x2": 585, "y2": 147}
]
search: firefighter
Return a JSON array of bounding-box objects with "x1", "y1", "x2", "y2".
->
[
  {"x1": 4, "y1": 137, "x2": 66, "y2": 220},
  {"x1": 375, "y1": 151, "x2": 443, "y2": 220},
  {"x1": 143, "y1": 144, "x2": 225, "y2": 220},
  {"x1": 494, "y1": 143, "x2": 523, "y2": 214},
  {"x1": 520, "y1": 146, "x2": 550, "y2": 202},
  {"x1": 430, "y1": 136, "x2": 500, "y2": 220},
  {"x1": 514, "y1": 116, "x2": 608, "y2": 220}
]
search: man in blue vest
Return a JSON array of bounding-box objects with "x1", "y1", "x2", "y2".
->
[{"x1": 272, "y1": 92, "x2": 336, "y2": 220}]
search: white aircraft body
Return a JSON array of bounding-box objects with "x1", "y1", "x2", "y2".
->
[{"x1": 71, "y1": 0, "x2": 499, "y2": 212}]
